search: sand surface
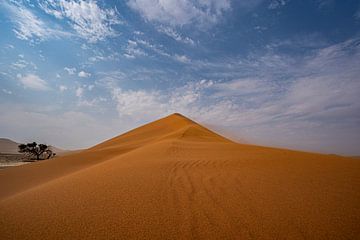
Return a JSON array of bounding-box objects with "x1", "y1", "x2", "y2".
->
[{"x1": 0, "y1": 113, "x2": 359, "y2": 239}]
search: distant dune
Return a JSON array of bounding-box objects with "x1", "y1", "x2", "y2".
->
[
  {"x1": 0, "y1": 113, "x2": 359, "y2": 239},
  {"x1": 0, "y1": 138, "x2": 69, "y2": 155},
  {"x1": 48, "y1": 146, "x2": 73, "y2": 156},
  {"x1": 0, "y1": 138, "x2": 20, "y2": 154}
]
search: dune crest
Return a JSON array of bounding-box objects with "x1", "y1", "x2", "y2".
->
[{"x1": 0, "y1": 113, "x2": 359, "y2": 239}]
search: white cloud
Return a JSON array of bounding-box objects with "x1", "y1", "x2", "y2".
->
[
  {"x1": 168, "y1": 80, "x2": 214, "y2": 109},
  {"x1": 123, "y1": 40, "x2": 147, "y2": 59},
  {"x1": 111, "y1": 88, "x2": 165, "y2": 121},
  {"x1": 213, "y1": 78, "x2": 272, "y2": 98},
  {"x1": 354, "y1": 6, "x2": 360, "y2": 19},
  {"x1": 316, "y1": 0, "x2": 335, "y2": 9},
  {"x1": 11, "y1": 60, "x2": 27, "y2": 69},
  {"x1": 64, "y1": 67, "x2": 77, "y2": 75},
  {"x1": 38, "y1": 0, "x2": 122, "y2": 42},
  {"x1": 78, "y1": 70, "x2": 91, "y2": 78},
  {"x1": 109, "y1": 79, "x2": 214, "y2": 122},
  {"x1": 135, "y1": 38, "x2": 191, "y2": 62},
  {"x1": 174, "y1": 54, "x2": 191, "y2": 63},
  {"x1": 73, "y1": 85, "x2": 101, "y2": 107},
  {"x1": 75, "y1": 87, "x2": 84, "y2": 97},
  {"x1": 77, "y1": 96, "x2": 107, "y2": 107},
  {"x1": 265, "y1": 33, "x2": 329, "y2": 50},
  {"x1": 127, "y1": 0, "x2": 231, "y2": 27},
  {"x1": 88, "y1": 55, "x2": 105, "y2": 62},
  {"x1": 17, "y1": 74, "x2": 49, "y2": 91},
  {"x1": 38, "y1": 0, "x2": 64, "y2": 19},
  {"x1": 77, "y1": 99, "x2": 96, "y2": 107},
  {"x1": 6, "y1": 44, "x2": 15, "y2": 49},
  {"x1": 87, "y1": 50, "x2": 120, "y2": 63},
  {"x1": 3, "y1": 1, "x2": 70, "y2": 42},
  {"x1": 11, "y1": 59, "x2": 37, "y2": 70},
  {"x1": 136, "y1": 39, "x2": 171, "y2": 57},
  {"x1": 2, "y1": 89, "x2": 12, "y2": 95},
  {"x1": 156, "y1": 26, "x2": 195, "y2": 45},
  {"x1": 281, "y1": 76, "x2": 359, "y2": 120},
  {"x1": 268, "y1": 0, "x2": 288, "y2": 9},
  {"x1": 59, "y1": 85, "x2": 68, "y2": 92}
]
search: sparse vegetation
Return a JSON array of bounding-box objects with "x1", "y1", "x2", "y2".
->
[{"x1": 18, "y1": 142, "x2": 55, "y2": 160}]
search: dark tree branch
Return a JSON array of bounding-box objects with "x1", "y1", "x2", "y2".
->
[{"x1": 18, "y1": 142, "x2": 56, "y2": 160}]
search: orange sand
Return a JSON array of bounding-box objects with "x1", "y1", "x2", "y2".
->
[{"x1": 0, "y1": 113, "x2": 359, "y2": 239}]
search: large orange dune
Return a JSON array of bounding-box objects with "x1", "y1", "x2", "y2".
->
[{"x1": 0, "y1": 113, "x2": 359, "y2": 239}]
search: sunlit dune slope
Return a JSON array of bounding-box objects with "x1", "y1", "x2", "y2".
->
[
  {"x1": 90, "y1": 113, "x2": 230, "y2": 151},
  {"x1": 0, "y1": 113, "x2": 359, "y2": 239}
]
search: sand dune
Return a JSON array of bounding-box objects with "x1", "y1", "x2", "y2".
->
[
  {"x1": 0, "y1": 138, "x2": 20, "y2": 154},
  {"x1": 0, "y1": 113, "x2": 359, "y2": 239}
]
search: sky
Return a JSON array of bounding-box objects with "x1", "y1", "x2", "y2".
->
[{"x1": 0, "y1": 0, "x2": 359, "y2": 155}]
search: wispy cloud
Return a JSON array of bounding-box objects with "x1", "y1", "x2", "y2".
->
[
  {"x1": 11, "y1": 58, "x2": 37, "y2": 70},
  {"x1": 75, "y1": 86, "x2": 84, "y2": 97},
  {"x1": 136, "y1": 39, "x2": 171, "y2": 58},
  {"x1": 268, "y1": 0, "x2": 288, "y2": 10},
  {"x1": 174, "y1": 54, "x2": 191, "y2": 63},
  {"x1": 316, "y1": 0, "x2": 335, "y2": 9},
  {"x1": 11, "y1": 60, "x2": 28, "y2": 69},
  {"x1": 74, "y1": 84, "x2": 106, "y2": 107},
  {"x1": 355, "y1": 6, "x2": 360, "y2": 19},
  {"x1": 127, "y1": 0, "x2": 231, "y2": 27},
  {"x1": 64, "y1": 67, "x2": 77, "y2": 75},
  {"x1": 212, "y1": 78, "x2": 272, "y2": 98},
  {"x1": 78, "y1": 71, "x2": 91, "y2": 78},
  {"x1": 123, "y1": 40, "x2": 147, "y2": 59},
  {"x1": 156, "y1": 26, "x2": 195, "y2": 45},
  {"x1": 59, "y1": 85, "x2": 68, "y2": 92},
  {"x1": 38, "y1": 0, "x2": 122, "y2": 42},
  {"x1": 17, "y1": 74, "x2": 49, "y2": 91},
  {"x1": 2, "y1": 89, "x2": 12, "y2": 95},
  {"x1": 2, "y1": 1, "x2": 70, "y2": 42},
  {"x1": 134, "y1": 38, "x2": 192, "y2": 63}
]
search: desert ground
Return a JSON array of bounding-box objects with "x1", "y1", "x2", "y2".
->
[
  {"x1": 0, "y1": 113, "x2": 359, "y2": 239},
  {"x1": 0, "y1": 153, "x2": 30, "y2": 169}
]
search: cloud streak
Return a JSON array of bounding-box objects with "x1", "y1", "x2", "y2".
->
[
  {"x1": 38, "y1": 0, "x2": 122, "y2": 42},
  {"x1": 3, "y1": 1, "x2": 70, "y2": 42},
  {"x1": 17, "y1": 74, "x2": 49, "y2": 91},
  {"x1": 127, "y1": 0, "x2": 231, "y2": 27},
  {"x1": 156, "y1": 26, "x2": 195, "y2": 45}
]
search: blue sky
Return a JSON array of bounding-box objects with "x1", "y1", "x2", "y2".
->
[{"x1": 0, "y1": 0, "x2": 359, "y2": 155}]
